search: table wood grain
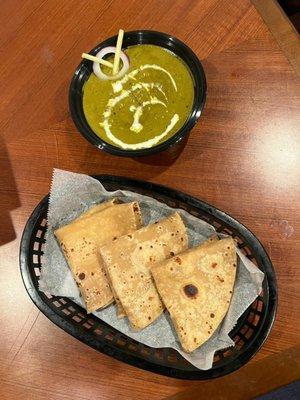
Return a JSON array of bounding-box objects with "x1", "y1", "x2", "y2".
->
[{"x1": 0, "y1": 1, "x2": 299, "y2": 399}]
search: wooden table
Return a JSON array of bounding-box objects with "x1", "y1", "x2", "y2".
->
[{"x1": 0, "y1": 1, "x2": 299, "y2": 399}]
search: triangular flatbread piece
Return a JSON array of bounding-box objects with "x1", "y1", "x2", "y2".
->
[
  {"x1": 100, "y1": 212, "x2": 188, "y2": 329},
  {"x1": 77, "y1": 199, "x2": 125, "y2": 316},
  {"x1": 151, "y1": 237, "x2": 237, "y2": 352},
  {"x1": 55, "y1": 201, "x2": 142, "y2": 313}
]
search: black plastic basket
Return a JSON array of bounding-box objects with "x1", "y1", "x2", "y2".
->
[{"x1": 19, "y1": 176, "x2": 277, "y2": 380}]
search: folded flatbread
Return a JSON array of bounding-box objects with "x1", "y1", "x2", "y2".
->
[
  {"x1": 76, "y1": 198, "x2": 126, "y2": 317},
  {"x1": 100, "y1": 212, "x2": 188, "y2": 329},
  {"x1": 55, "y1": 201, "x2": 142, "y2": 313},
  {"x1": 151, "y1": 237, "x2": 237, "y2": 353}
]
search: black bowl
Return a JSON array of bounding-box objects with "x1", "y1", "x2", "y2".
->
[{"x1": 69, "y1": 30, "x2": 207, "y2": 157}]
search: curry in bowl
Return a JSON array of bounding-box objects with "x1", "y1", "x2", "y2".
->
[
  {"x1": 69, "y1": 30, "x2": 206, "y2": 156},
  {"x1": 83, "y1": 44, "x2": 194, "y2": 150}
]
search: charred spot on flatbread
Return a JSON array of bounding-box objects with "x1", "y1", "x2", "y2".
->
[{"x1": 183, "y1": 284, "x2": 199, "y2": 299}]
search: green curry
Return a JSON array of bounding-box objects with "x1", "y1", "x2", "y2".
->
[{"x1": 83, "y1": 44, "x2": 194, "y2": 150}]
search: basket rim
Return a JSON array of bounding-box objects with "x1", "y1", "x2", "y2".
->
[{"x1": 19, "y1": 175, "x2": 278, "y2": 380}]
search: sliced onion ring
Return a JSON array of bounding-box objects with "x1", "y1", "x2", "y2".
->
[{"x1": 93, "y1": 46, "x2": 129, "y2": 81}]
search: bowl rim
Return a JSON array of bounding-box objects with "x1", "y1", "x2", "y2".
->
[{"x1": 69, "y1": 30, "x2": 207, "y2": 157}]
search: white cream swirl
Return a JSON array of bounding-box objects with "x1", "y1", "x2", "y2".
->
[{"x1": 99, "y1": 64, "x2": 179, "y2": 150}]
